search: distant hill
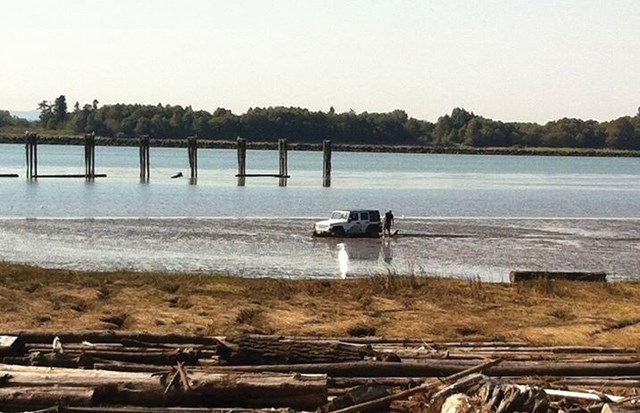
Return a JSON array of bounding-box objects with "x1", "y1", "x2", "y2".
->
[{"x1": 9, "y1": 110, "x2": 39, "y2": 121}]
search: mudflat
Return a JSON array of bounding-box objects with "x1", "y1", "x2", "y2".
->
[
  {"x1": 2, "y1": 218, "x2": 639, "y2": 281},
  {"x1": 1, "y1": 263, "x2": 639, "y2": 347}
]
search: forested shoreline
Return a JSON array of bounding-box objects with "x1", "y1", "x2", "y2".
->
[
  {"x1": 3, "y1": 134, "x2": 640, "y2": 158},
  {"x1": 1, "y1": 96, "x2": 639, "y2": 150}
]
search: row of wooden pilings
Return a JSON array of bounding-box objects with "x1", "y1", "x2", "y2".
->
[{"x1": 20, "y1": 132, "x2": 332, "y2": 186}]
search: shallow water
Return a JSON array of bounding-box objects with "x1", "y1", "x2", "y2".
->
[
  {"x1": 1, "y1": 217, "x2": 638, "y2": 281},
  {"x1": 2, "y1": 143, "x2": 640, "y2": 280},
  {"x1": 3, "y1": 144, "x2": 640, "y2": 219}
]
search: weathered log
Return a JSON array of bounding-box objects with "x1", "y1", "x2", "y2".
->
[
  {"x1": 550, "y1": 378, "x2": 640, "y2": 387},
  {"x1": 430, "y1": 373, "x2": 486, "y2": 403},
  {"x1": 0, "y1": 386, "x2": 94, "y2": 408},
  {"x1": 329, "y1": 359, "x2": 501, "y2": 413},
  {"x1": 4, "y1": 352, "x2": 93, "y2": 368},
  {"x1": 0, "y1": 336, "x2": 25, "y2": 357},
  {"x1": 92, "y1": 361, "x2": 172, "y2": 373},
  {"x1": 63, "y1": 407, "x2": 293, "y2": 413},
  {"x1": 24, "y1": 343, "x2": 219, "y2": 354},
  {"x1": 543, "y1": 388, "x2": 624, "y2": 403},
  {"x1": 7, "y1": 331, "x2": 220, "y2": 345},
  {"x1": 0, "y1": 364, "x2": 159, "y2": 387},
  {"x1": 436, "y1": 353, "x2": 640, "y2": 364},
  {"x1": 94, "y1": 372, "x2": 326, "y2": 409},
  {"x1": 65, "y1": 349, "x2": 199, "y2": 365},
  {"x1": 329, "y1": 377, "x2": 428, "y2": 388},
  {"x1": 26, "y1": 343, "x2": 124, "y2": 351},
  {"x1": 0, "y1": 365, "x2": 327, "y2": 410},
  {"x1": 20, "y1": 407, "x2": 60, "y2": 413},
  {"x1": 24, "y1": 344, "x2": 218, "y2": 361},
  {"x1": 509, "y1": 271, "x2": 607, "y2": 283},
  {"x1": 448, "y1": 345, "x2": 635, "y2": 354},
  {"x1": 323, "y1": 385, "x2": 390, "y2": 412},
  {"x1": 117, "y1": 339, "x2": 219, "y2": 350},
  {"x1": 276, "y1": 336, "x2": 528, "y2": 347},
  {"x1": 393, "y1": 350, "x2": 640, "y2": 362},
  {"x1": 92, "y1": 356, "x2": 218, "y2": 371},
  {"x1": 219, "y1": 335, "x2": 396, "y2": 365},
  {"x1": 203, "y1": 359, "x2": 640, "y2": 377}
]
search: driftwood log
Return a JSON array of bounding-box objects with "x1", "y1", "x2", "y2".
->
[
  {"x1": 0, "y1": 336, "x2": 25, "y2": 358},
  {"x1": 0, "y1": 364, "x2": 327, "y2": 410},
  {"x1": 206, "y1": 359, "x2": 640, "y2": 377},
  {"x1": 0, "y1": 386, "x2": 95, "y2": 408},
  {"x1": 509, "y1": 271, "x2": 607, "y2": 283},
  {"x1": 219, "y1": 335, "x2": 398, "y2": 365},
  {"x1": 62, "y1": 408, "x2": 293, "y2": 413},
  {"x1": 2, "y1": 333, "x2": 640, "y2": 412},
  {"x1": 5, "y1": 331, "x2": 220, "y2": 345},
  {"x1": 329, "y1": 359, "x2": 502, "y2": 413}
]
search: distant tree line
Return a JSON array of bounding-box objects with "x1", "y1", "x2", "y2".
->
[
  {"x1": 0, "y1": 110, "x2": 30, "y2": 129},
  {"x1": 4, "y1": 95, "x2": 640, "y2": 149}
]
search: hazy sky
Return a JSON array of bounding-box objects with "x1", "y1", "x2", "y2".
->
[{"x1": 2, "y1": 0, "x2": 639, "y2": 123}]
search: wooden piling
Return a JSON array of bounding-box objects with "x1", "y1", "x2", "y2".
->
[
  {"x1": 139, "y1": 135, "x2": 150, "y2": 182},
  {"x1": 322, "y1": 140, "x2": 331, "y2": 187},
  {"x1": 84, "y1": 132, "x2": 96, "y2": 181},
  {"x1": 24, "y1": 132, "x2": 37, "y2": 180},
  {"x1": 187, "y1": 136, "x2": 198, "y2": 182},
  {"x1": 278, "y1": 138, "x2": 288, "y2": 187},
  {"x1": 237, "y1": 137, "x2": 246, "y2": 186}
]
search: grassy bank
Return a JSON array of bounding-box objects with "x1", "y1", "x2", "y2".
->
[
  {"x1": 2, "y1": 133, "x2": 640, "y2": 157},
  {"x1": 1, "y1": 263, "x2": 639, "y2": 347}
]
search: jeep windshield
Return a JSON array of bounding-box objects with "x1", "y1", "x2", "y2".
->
[{"x1": 330, "y1": 211, "x2": 348, "y2": 220}]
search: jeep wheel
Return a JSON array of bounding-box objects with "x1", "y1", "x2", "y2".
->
[
  {"x1": 366, "y1": 225, "x2": 380, "y2": 238},
  {"x1": 332, "y1": 227, "x2": 345, "y2": 237}
]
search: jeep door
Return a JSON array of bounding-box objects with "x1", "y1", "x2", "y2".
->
[
  {"x1": 358, "y1": 211, "x2": 371, "y2": 235},
  {"x1": 352, "y1": 212, "x2": 370, "y2": 235},
  {"x1": 346, "y1": 212, "x2": 363, "y2": 234}
]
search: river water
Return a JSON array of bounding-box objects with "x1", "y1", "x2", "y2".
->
[{"x1": 1, "y1": 143, "x2": 639, "y2": 281}]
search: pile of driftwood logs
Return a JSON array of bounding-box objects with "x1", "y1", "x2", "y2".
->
[{"x1": 1, "y1": 332, "x2": 639, "y2": 412}]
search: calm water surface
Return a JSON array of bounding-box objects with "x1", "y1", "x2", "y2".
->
[{"x1": 1, "y1": 143, "x2": 639, "y2": 280}]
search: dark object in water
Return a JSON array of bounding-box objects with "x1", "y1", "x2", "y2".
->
[
  {"x1": 171, "y1": 172, "x2": 183, "y2": 179},
  {"x1": 383, "y1": 230, "x2": 399, "y2": 239},
  {"x1": 509, "y1": 271, "x2": 607, "y2": 284}
]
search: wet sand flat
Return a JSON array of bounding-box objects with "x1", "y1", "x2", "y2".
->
[{"x1": 1, "y1": 218, "x2": 639, "y2": 281}]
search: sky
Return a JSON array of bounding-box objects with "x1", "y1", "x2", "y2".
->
[{"x1": 1, "y1": 0, "x2": 639, "y2": 124}]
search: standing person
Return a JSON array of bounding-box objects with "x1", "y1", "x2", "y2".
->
[{"x1": 384, "y1": 210, "x2": 394, "y2": 237}]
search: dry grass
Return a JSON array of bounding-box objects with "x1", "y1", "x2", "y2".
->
[{"x1": 1, "y1": 263, "x2": 640, "y2": 347}]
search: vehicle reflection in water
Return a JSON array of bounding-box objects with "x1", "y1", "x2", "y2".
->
[
  {"x1": 315, "y1": 238, "x2": 393, "y2": 278},
  {"x1": 381, "y1": 238, "x2": 393, "y2": 264},
  {"x1": 337, "y1": 243, "x2": 348, "y2": 279},
  {"x1": 342, "y1": 239, "x2": 382, "y2": 261}
]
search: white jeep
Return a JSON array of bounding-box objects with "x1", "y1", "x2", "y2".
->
[{"x1": 313, "y1": 210, "x2": 382, "y2": 238}]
